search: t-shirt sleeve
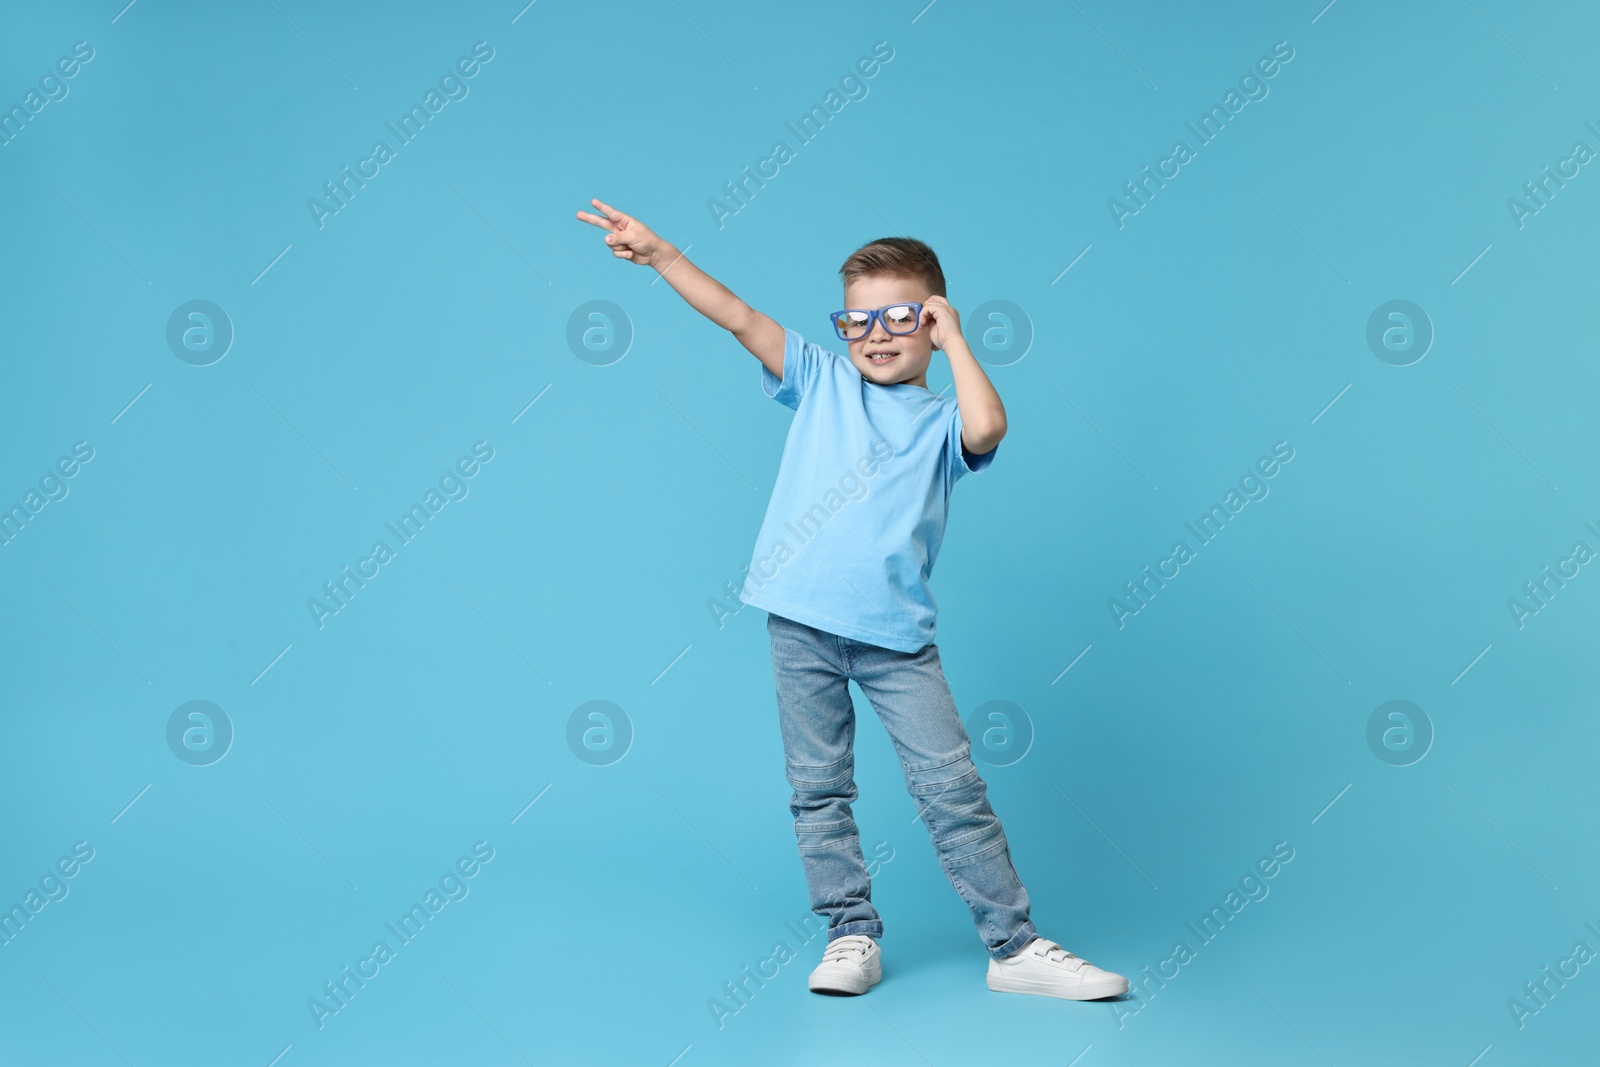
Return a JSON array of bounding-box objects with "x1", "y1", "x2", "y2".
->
[
  {"x1": 947, "y1": 402, "x2": 998, "y2": 484},
  {"x1": 761, "y1": 327, "x2": 825, "y2": 411}
]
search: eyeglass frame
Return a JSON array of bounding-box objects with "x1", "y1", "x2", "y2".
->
[{"x1": 828, "y1": 302, "x2": 925, "y2": 342}]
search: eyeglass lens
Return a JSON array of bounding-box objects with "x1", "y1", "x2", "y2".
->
[{"x1": 837, "y1": 305, "x2": 918, "y2": 339}]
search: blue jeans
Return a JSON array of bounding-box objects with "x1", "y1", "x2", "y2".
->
[{"x1": 765, "y1": 611, "x2": 1039, "y2": 961}]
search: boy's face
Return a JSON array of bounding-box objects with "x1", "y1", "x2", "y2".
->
[{"x1": 841, "y1": 273, "x2": 935, "y2": 390}]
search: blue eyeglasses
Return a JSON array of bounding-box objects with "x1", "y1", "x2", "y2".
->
[{"x1": 829, "y1": 303, "x2": 924, "y2": 341}]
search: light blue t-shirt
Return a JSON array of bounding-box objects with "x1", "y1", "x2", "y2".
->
[{"x1": 738, "y1": 326, "x2": 997, "y2": 652}]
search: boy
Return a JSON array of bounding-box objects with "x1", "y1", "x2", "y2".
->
[{"x1": 576, "y1": 198, "x2": 1128, "y2": 1002}]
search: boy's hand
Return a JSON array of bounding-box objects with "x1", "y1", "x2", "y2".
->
[
  {"x1": 575, "y1": 198, "x2": 675, "y2": 268},
  {"x1": 920, "y1": 295, "x2": 962, "y2": 352}
]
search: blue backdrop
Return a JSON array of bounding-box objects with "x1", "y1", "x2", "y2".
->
[{"x1": 3, "y1": 1, "x2": 1597, "y2": 1064}]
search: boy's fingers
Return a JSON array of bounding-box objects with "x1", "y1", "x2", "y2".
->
[
  {"x1": 575, "y1": 210, "x2": 616, "y2": 231},
  {"x1": 590, "y1": 197, "x2": 627, "y2": 223}
]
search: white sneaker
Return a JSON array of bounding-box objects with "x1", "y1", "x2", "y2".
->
[
  {"x1": 808, "y1": 934, "x2": 882, "y2": 995},
  {"x1": 986, "y1": 937, "x2": 1128, "y2": 1000}
]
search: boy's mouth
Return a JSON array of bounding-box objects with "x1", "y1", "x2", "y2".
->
[{"x1": 864, "y1": 349, "x2": 898, "y2": 366}]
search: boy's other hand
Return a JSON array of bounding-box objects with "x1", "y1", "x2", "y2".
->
[
  {"x1": 575, "y1": 198, "x2": 674, "y2": 268},
  {"x1": 920, "y1": 295, "x2": 962, "y2": 352}
]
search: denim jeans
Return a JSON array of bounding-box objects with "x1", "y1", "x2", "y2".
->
[{"x1": 765, "y1": 611, "x2": 1038, "y2": 961}]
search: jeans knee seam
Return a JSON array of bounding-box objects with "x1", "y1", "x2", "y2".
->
[
  {"x1": 941, "y1": 824, "x2": 1001, "y2": 852},
  {"x1": 942, "y1": 834, "x2": 1009, "y2": 870},
  {"x1": 907, "y1": 766, "x2": 979, "y2": 798},
  {"x1": 908, "y1": 751, "x2": 979, "y2": 783},
  {"x1": 786, "y1": 759, "x2": 854, "y2": 790}
]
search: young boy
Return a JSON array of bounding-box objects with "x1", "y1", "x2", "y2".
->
[{"x1": 576, "y1": 198, "x2": 1128, "y2": 1002}]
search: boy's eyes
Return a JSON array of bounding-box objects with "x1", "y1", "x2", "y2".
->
[{"x1": 833, "y1": 304, "x2": 921, "y2": 339}]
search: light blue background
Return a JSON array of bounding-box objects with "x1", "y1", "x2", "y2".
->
[{"x1": 2, "y1": 1, "x2": 1597, "y2": 1064}]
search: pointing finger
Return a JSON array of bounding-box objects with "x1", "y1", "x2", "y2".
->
[{"x1": 576, "y1": 210, "x2": 617, "y2": 231}]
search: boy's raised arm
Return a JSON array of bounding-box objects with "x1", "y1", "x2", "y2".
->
[{"x1": 576, "y1": 198, "x2": 786, "y2": 379}]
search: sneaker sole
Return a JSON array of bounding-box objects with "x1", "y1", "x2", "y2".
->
[
  {"x1": 986, "y1": 971, "x2": 1128, "y2": 1001},
  {"x1": 809, "y1": 960, "x2": 882, "y2": 996}
]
